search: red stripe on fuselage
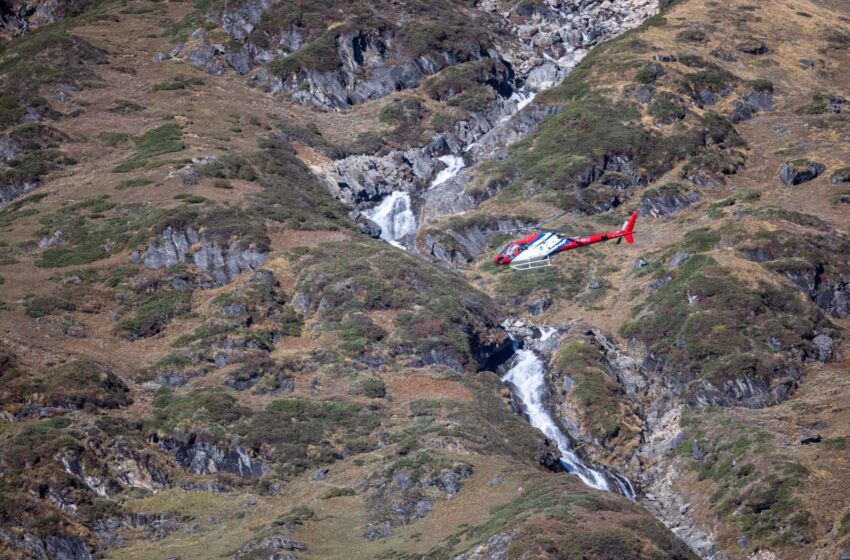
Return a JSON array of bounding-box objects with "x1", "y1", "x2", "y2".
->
[{"x1": 555, "y1": 230, "x2": 623, "y2": 254}]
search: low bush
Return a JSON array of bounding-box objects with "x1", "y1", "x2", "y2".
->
[
  {"x1": 24, "y1": 295, "x2": 75, "y2": 318},
  {"x1": 323, "y1": 487, "x2": 357, "y2": 499},
  {"x1": 117, "y1": 289, "x2": 192, "y2": 339},
  {"x1": 0, "y1": 360, "x2": 131, "y2": 411},
  {"x1": 115, "y1": 177, "x2": 154, "y2": 190},
  {"x1": 113, "y1": 123, "x2": 184, "y2": 172},
  {"x1": 152, "y1": 75, "x2": 205, "y2": 91},
  {"x1": 360, "y1": 376, "x2": 387, "y2": 398}
]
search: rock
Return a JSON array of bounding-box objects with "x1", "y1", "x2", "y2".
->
[
  {"x1": 737, "y1": 535, "x2": 749, "y2": 549},
  {"x1": 633, "y1": 257, "x2": 648, "y2": 271},
  {"x1": 831, "y1": 168, "x2": 850, "y2": 184},
  {"x1": 364, "y1": 522, "x2": 393, "y2": 541},
  {"x1": 799, "y1": 434, "x2": 822, "y2": 445},
  {"x1": 357, "y1": 216, "x2": 382, "y2": 238},
  {"x1": 667, "y1": 252, "x2": 690, "y2": 268},
  {"x1": 779, "y1": 160, "x2": 826, "y2": 186},
  {"x1": 182, "y1": 43, "x2": 225, "y2": 75},
  {"x1": 137, "y1": 226, "x2": 266, "y2": 287},
  {"x1": 427, "y1": 469, "x2": 464, "y2": 497},
  {"x1": 649, "y1": 275, "x2": 672, "y2": 291},
  {"x1": 634, "y1": 86, "x2": 654, "y2": 105},
  {"x1": 526, "y1": 297, "x2": 551, "y2": 315},
  {"x1": 737, "y1": 40, "x2": 768, "y2": 55},
  {"x1": 639, "y1": 185, "x2": 699, "y2": 217},
  {"x1": 38, "y1": 229, "x2": 65, "y2": 248},
  {"x1": 840, "y1": 549, "x2": 850, "y2": 560},
  {"x1": 152, "y1": 52, "x2": 171, "y2": 62},
  {"x1": 220, "y1": 0, "x2": 269, "y2": 42},
  {"x1": 691, "y1": 440, "x2": 706, "y2": 460},
  {"x1": 453, "y1": 531, "x2": 515, "y2": 560},
  {"x1": 778, "y1": 267, "x2": 850, "y2": 320},
  {"x1": 221, "y1": 303, "x2": 248, "y2": 317},
  {"x1": 812, "y1": 334, "x2": 834, "y2": 361},
  {"x1": 537, "y1": 439, "x2": 564, "y2": 472},
  {"x1": 171, "y1": 276, "x2": 191, "y2": 291},
  {"x1": 153, "y1": 434, "x2": 265, "y2": 478},
  {"x1": 711, "y1": 49, "x2": 736, "y2": 62},
  {"x1": 732, "y1": 91, "x2": 774, "y2": 123},
  {"x1": 312, "y1": 467, "x2": 329, "y2": 481},
  {"x1": 234, "y1": 535, "x2": 304, "y2": 560},
  {"x1": 653, "y1": 54, "x2": 677, "y2": 62}
]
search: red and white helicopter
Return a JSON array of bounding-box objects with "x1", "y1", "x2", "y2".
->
[{"x1": 494, "y1": 211, "x2": 639, "y2": 270}]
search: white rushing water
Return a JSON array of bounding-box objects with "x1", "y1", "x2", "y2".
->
[
  {"x1": 429, "y1": 155, "x2": 466, "y2": 189},
  {"x1": 510, "y1": 90, "x2": 535, "y2": 113},
  {"x1": 501, "y1": 331, "x2": 635, "y2": 499},
  {"x1": 364, "y1": 191, "x2": 417, "y2": 249}
]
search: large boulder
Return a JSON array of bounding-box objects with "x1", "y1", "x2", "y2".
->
[{"x1": 779, "y1": 159, "x2": 826, "y2": 185}]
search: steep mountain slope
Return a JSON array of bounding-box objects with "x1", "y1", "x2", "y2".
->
[
  {"x1": 0, "y1": 1, "x2": 692, "y2": 559},
  {"x1": 0, "y1": 0, "x2": 848, "y2": 559},
  {"x1": 416, "y1": 0, "x2": 850, "y2": 558}
]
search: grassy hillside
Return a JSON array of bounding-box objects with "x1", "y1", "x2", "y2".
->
[
  {"x1": 0, "y1": 1, "x2": 693, "y2": 559},
  {"x1": 0, "y1": 0, "x2": 849, "y2": 558},
  {"x1": 454, "y1": 0, "x2": 850, "y2": 557}
]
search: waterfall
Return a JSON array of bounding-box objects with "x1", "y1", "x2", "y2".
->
[
  {"x1": 364, "y1": 191, "x2": 417, "y2": 249},
  {"x1": 429, "y1": 155, "x2": 466, "y2": 189},
  {"x1": 509, "y1": 90, "x2": 535, "y2": 112},
  {"x1": 502, "y1": 332, "x2": 635, "y2": 499}
]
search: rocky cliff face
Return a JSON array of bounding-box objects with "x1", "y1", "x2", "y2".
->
[
  {"x1": 130, "y1": 226, "x2": 266, "y2": 287},
  {"x1": 3, "y1": 0, "x2": 850, "y2": 558},
  {"x1": 0, "y1": 0, "x2": 76, "y2": 36}
]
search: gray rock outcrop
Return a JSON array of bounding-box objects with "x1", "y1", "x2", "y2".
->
[
  {"x1": 131, "y1": 226, "x2": 266, "y2": 287},
  {"x1": 638, "y1": 184, "x2": 700, "y2": 217},
  {"x1": 153, "y1": 433, "x2": 265, "y2": 478},
  {"x1": 779, "y1": 159, "x2": 826, "y2": 186}
]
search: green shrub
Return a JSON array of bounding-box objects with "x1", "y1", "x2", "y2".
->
[
  {"x1": 337, "y1": 314, "x2": 386, "y2": 354},
  {"x1": 676, "y1": 29, "x2": 708, "y2": 43},
  {"x1": 0, "y1": 360, "x2": 131, "y2": 411},
  {"x1": 839, "y1": 510, "x2": 850, "y2": 535},
  {"x1": 746, "y1": 79, "x2": 773, "y2": 93},
  {"x1": 267, "y1": 29, "x2": 341, "y2": 76},
  {"x1": 24, "y1": 295, "x2": 75, "y2": 318},
  {"x1": 117, "y1": 290, "x2": 192, "y2": 339},
  {"x1": 98, "y1": 131, "x2": 131, "y2": 147},
  {"x1": 634, "y1": 63, "x2": 663, "y2": 84},
  {"x1": 150, "y1": 388, "x2": 250, "y2": 435},
  {"x1": 113, "y1": 123, "x2": 184, "y2": 172},
  {"x1": 115, "y1": 177, "x2": 154, "y2": 190},
  {"x1": 243, "y1": 398, "x2": 380, "y2": 477},
  {"x1": 825, "y1": 29, "x2": 850, "y2": 49},
  {"x1": 0, "y1": 148, "x2": 74, "y2": 187},
  {"x1": 36, "y1": 202, "x2": 159, "y2": 268},
  {"x1": 378, "y1": 97, "x2": 425, "y2": 126},
  {"x1": 322, "y1": 487, "x2": 357, "y2": 499},
  {"x1": 152, "y1": 75, "x2": 205, "y2": 91},
  {"x1": 649, "y1": 91, "x2": 686, "y2": 123},
  {"x1": 273, "y1": 505, "x2": 314, "y2": 527},
  {"x1": 173, "y1": 193, "x2": 207, "y2": 204},
  {"x1": 797, "y1": 92, "x2": 830, "y2": 115},
  {"x1": 678, "y1": 54, "x2": 707, "y2": 68},
  {"x1": 360, "y1": 376, "x2": 386, "y2": 398},
  {"x1": 108, "y1": 99, "x2": 144, "y2": 114}
]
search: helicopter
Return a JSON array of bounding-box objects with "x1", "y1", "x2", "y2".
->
[{"x1": 494, "y1": 211, "x2": 639, "y2": 271}]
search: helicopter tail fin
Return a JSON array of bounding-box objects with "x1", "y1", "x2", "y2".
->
[
  {"x1": 616, "y1": 211, "x2": 638, "y2": 244},
  {"x1": 624, "y1": 211, "x2": 637, "y2": 244}
]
